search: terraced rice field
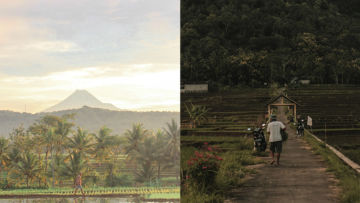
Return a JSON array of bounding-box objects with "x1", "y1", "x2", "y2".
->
[
  {"x1": 181, "y1": 89, "x2": 271, "y2": 138},
  {"x1": 182, "y1": 85, "x2": 360, "y2": 166},
  {"x1": 181, "y1": 88, "x2": 271, "y2": 177},
  {"x1": 287, "y1": 85, "x2": 360, "y2": 164},
  {"x1": 0, "y1": 186, "x2": 180, "y2": 202}
]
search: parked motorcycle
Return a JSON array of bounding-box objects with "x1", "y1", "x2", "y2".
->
[
  {"x1": 297, "y1": 119, "x2": 305, "y2": 137},
  {"x1": 248, "y1": 124, "x2": 267, "y2": 152}
]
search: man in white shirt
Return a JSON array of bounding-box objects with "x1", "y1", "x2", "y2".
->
[{"x1": 267, "y1": 115, "x2": 286, "y2": 166}]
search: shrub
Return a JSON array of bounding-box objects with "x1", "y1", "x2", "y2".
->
[
  {"x1": 181, "y1": 191, "x2": 224, "y2": 203},
  {"x1": 216, "y1": 152, "x2": 245, "y2": 188},
  {"x1": 185, "y1": 143, "x2": 223, "y2": 192},
  {"x1": 105, "y1": 174, "x2": 133, "y2": 187}
]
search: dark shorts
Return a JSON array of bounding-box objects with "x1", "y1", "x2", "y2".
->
[{"x1": 270, "y1": 141, "x2": 282, "y2": 153}]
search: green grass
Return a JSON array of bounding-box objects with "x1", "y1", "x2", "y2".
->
[
  {"x1": 303, "y1": 131, "x2": 360, "y2": 203},
  {"x1": 181, "y1": 191, "x2": 224, "y2": 203},
  {"x1": 181, "y1": 135, "x2": 251, "y2": 143},
  {"x1": 160, "y1": 177, "x2": 177, "y2": 182},
  {"x1": 146, "y1": 192, "x2": 180, "y2": 199},
  {"x1": 181, "y1": 146, "x2": 197, "y2": 170},
  {"x1": 181, "y1": 135, "x2": 260, "y2": 203},
  {"x1": 0, "y1": 186, "x2": 180, "y2": 196},
  {"x1": 183, "y1": 130, "x2": 249, "y2": 134}
]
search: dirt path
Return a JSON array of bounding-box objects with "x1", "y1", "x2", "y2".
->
[{"x1": 225, "y1": 107, "x2": 340, "y2": 203}]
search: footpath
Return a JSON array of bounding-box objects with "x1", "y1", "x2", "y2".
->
[{"x1": 225, "y1": 109, "x2": 340, "y2": 203}]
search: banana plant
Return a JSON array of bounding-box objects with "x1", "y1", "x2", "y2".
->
[{"x1": 184, "y1": 103, "x2": 209, "y2": 128}]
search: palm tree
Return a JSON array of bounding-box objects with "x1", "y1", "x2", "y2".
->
[
  {"x1": 8, "y1": 148, "x2": 21, "y2": 167},
  {"x1": 124, "y1": 123, "x2": 147, "y2": 154},
  {"x1": 61, "y1": 151, "x2": 88, "y2": 185},
  {"x1": 29, "y1": 116, "x2": 59, "y2": 179},
  {"x1": 68, "y1": 128, "x2": 93, "y2": 157},
  {"x1": 34, "y1": 127, "x2": 57, "y2": 187},
  {"x1": 92, "y1": 126, "x2": 115, "y2": 166},
  {"x1": 124, "y1": 124, "x2": 147, "y2": 175},
  {"x1": 134, "y1": 136, "x2": 157, "y2": 184},
  {"x1": 153, "y1": 130, "x2": 170, "y2": 182},
  {"x1": 28, "y1": 124, "x2": 46, "y2": 163},
  {"x1": 185, "y1": 103, "x2": 209, "y2": 128},
  {"x1": 28, "y1": 121, "x2": 49, "y2": 155},
  {"x1": 163, "y1": 119, "x2": 180, "y2": 180},
  {"x1": 29, "y1": 134, "x2": 45, "y2": 187},
  {"x1": 163, "y1": 119, "x2": 180, "y2": 161},
  {"x1": 0, "y1": 138, "x2": 10, "y2": 172},
  {"x1": 54, "y1": 117, "x2": 74, "y2": 155},
  {"x1": 35, "y1": 115, "x2": 73, "y2": 186},
  {"x1": 41, "y1": 115, "x2": 62, "y2": 128},
  {"x1": 9, "y1": 125, "x2": 28, "y2": 154},
  {"x1": 13, "y1": 152, "x2": 41, "y2": 187}
]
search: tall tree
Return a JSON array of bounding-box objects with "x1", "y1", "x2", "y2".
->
[
  {"x1": 61, "y1": 151, "x2": 88, "y2": 185},
  {"x1": 92, "y1": 126, "x2": 115, "y2": 166},
  {"x1": 54, "y1": 116, "x2": 74, "y2": 155},
  {"x1": 0, "y1": 138, "x2": 9, "y2": 172},
  {"x1": 181, "y1": 0, "x2": 360, "y2": 86},
  {"x1": 68, "y1": 128, "x2": 93, "y2": 157},
  {"x1": 124, "y1": 123, "x2": 147, "y2": 154},
  {"x1": 134, "y1": 136, "x2": 157, "y2": 184},
  {"x1": 13, "y1": 152, "x2": 41, "y2": 187},
  {"x1": 163, "y1": 119, "x2": 180, "y2": 179},
  {"x1": 153, "y1": 130, "x2": 171, "y2": 182}
]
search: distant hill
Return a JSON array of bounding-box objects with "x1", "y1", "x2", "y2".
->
[
  {"x1": 0, "y1": 106, "x2": 179, "y2": 137},
  {"x1": 43, "y1": 90, "x2": 120, "y2": 112}
]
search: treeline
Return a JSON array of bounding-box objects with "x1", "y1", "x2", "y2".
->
[
  {"x1": 0, "y1": 114, "x2": 179, "y2": 188},
  {"x1": 181, "y1": 0, "x2": 360, "y2": 88}
]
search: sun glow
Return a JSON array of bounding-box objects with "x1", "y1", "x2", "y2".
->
[{"x1": 0, "y1": 0, "x2": 179, "y2": 113}]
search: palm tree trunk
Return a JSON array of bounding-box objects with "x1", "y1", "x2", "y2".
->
[
  {"x1": 51, "y1": 147, "x2": 55, "y2": 188},
  {"x1": 174, "y1": 158, "x2": 179, "y2": 182},
  {"x1": 45, "y1": 149, "x2": 49, "y2": 171},
  {"x1": 37, "y1": 152, "x2": 41, "y2": 187},
  {"x1": 157, "y1": 162, "x2": 161, "y2": 182}
]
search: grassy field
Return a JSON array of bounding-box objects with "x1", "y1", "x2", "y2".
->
[
  {"x1": 0, "y1": 186, "x2": 179, "y2": 198},
  {"x1": 303, "y1": 130, "x2": 360, "y2": 203}
]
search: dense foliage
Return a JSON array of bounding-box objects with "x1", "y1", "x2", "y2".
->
[
  {"x1": 0, "y1": 106, "x2": 180, "y2": 137},
  {"x1": 181, "y1": 0, "x2": 360, "y2": 88},
  {"x1": 0, "y1": 114, "x2": 180, "y2": 189}
]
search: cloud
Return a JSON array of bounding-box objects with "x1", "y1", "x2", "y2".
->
[
  {"x1": 0, "y1": 64, "x2": 179, "y2": 113},
  {"x1": 24, "y1": 41, "x2": 81, "y2": 52},
  {"x1": 0, "y1": 0, "x2": 179, "y2": 112}
]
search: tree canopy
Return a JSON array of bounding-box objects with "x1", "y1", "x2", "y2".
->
[{"x1": 181, "y1": 0, "x2": 360, "y2": 88}]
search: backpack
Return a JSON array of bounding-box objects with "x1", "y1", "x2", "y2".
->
[{"x1": 280, "y1": 129, "x2": 288, "y2": 141}]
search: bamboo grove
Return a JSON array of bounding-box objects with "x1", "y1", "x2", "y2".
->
[{"x1": 0, "y1": 114, "x2": 180, "y2": 189}]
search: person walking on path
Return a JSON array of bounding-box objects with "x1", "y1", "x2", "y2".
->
[
  {"x1": 74, "y1": 172, "x2": 85, "y2": 196},
  {"x1": 267, "y1": 115, "x2": 286, "y2": 166}
]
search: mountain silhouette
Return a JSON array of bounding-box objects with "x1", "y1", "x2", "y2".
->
[
  {"x1": 0, "y1": 106, "x2": 179, "y2": 137},
  {"x1": 43, "y1": 90, "x2": 120, "y2": 112}
]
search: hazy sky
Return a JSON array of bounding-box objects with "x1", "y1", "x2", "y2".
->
[{"x1": 0, "y1": 0, "x2": 179, "y2": 113}]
